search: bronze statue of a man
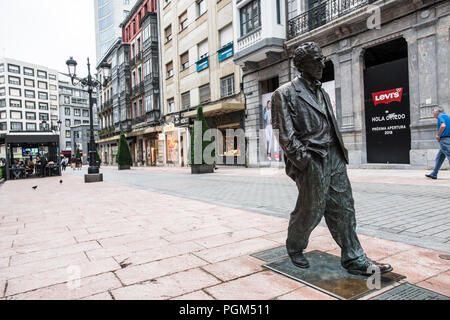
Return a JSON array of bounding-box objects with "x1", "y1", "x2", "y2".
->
[{"x1": 271, "y1": 42, "x2": 393, "y2": 276}]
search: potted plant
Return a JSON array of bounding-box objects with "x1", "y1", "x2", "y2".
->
[
  {"x1": 116, "y1": 134, "x2": 132, "y2": 170},
  {"x1": 190, "y1": 106, "x2": 215, "y2": 174}
]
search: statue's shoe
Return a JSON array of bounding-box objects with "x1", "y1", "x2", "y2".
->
[
  {"x1": 289, "y1": 252, "x2": 310, "y2": 268},
  {"x1": 346, "y1": 258, "x2": 393, "y2": 276}
]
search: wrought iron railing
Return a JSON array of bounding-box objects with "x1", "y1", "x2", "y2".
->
[{"x1": 287, "y1": 0, "x2": 374, "y2": 40}]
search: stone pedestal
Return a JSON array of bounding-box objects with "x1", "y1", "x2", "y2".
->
[{"x1": 84, "y1": 173, "x2": 103, "y2": 183}]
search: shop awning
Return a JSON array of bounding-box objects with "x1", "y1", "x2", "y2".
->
[
  {"x1": 126, "y1": 126, "x2": 163, "y2": 137},
  {"x1": 182, "y1": 100, "x2": 245, "y2": 118}
]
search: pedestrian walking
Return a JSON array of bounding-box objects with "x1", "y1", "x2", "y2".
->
[
  {"x1": 426, "y1": 106, "x2": 450, "y2": 179},
  {"x1": 70, "y1": 155, "x2": 76, "y2": 170},
  {"x1": 61, "y1": 157, "x2": 67, "y2": 171}
]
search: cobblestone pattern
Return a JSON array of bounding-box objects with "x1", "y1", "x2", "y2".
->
[{"x1": 70, "y1": 169, "x2": 450, "y2": 252}]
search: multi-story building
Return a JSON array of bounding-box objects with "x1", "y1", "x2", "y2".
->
[
  {"x1": 284, "y1": 0, "x2": 449, "y2": 168},
  {"x1": 96, "y1": 0, "x2": 160, "y2": 166},
  {"x1": 94, "y1": 0, "x2": 138, "y2": 64},
  {"x1": 0, "y1": 58, "x2": 60, "y2": 134},
  {"x1": 234, "y1": 0, "x2": 449, "y2": 169},
  {"x1": 233, "y1": 0, "x2": 288, "y2": 167},
  {"x1": 58, "y1": 79, "x2": 98, "y2": 159},
  {"x1": 71, "y1": 124, "x2": 100, "y2": 165},
  {"x1": 160, "y1": 0, "x2": 244, "y2": 166}
]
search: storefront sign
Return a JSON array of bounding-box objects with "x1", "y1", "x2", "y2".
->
[
  {"x1": 196, "y1": 57, "x2": 209, "y2": 72},
  {"x1": 372, "y1": 88, "x2": 403, "y2": 106},
  {"x1": 364, "y1": 58, "x2": 411, "y2": 164},
  {"x1": 174, "y1": 112, "x2": 191, "y2": 127},
  {"x1": 217, "y1": 42, "x2": 234, "y2": 62}
]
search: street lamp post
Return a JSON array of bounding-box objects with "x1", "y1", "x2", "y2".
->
[{"x1": 65, "y1": 57, "x2": 111, "y2": 183}]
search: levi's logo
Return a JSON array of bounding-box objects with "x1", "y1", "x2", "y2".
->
[{"x1": 372, "y1": 88, "x2": 403, "y2": 106}]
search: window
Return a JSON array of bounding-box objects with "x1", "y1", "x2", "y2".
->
[
  {"x1": 10, "y1": 111, "x2": 22, "y2": 119},
  {"x1": 197, "y1": 0, "x2": 207, "y2": 17},
  {"x1": 199, "y1": 84, "x2": 210, "y2": 103},
  {"x1": 0, "y1": 87, "x2": 4, "y2": 96},
  {"x1": 82, "y1": 120, "x2": 89, "y2": 124},
  {"x1": 8, "y1": 64, "x2": 20, "y2": 74},
  {"x1": 66, "y1": 141, "x2": 72, "y2": 148},
  {"x1": 38, "y1": 81, "x2": 48, "y2": 89},
  {"x1": 0, "y1": 76, "x2": 3, "y2": 84},
  {"x1": 50, "y1": 104, "x2": 57, "y2": 110},
  {"x1": 181, "y1": 91, "x2": 190, "y2": 109},
  {"x1": 219, "y1": 24, "x2": 233, "y2": 47},
  {"x1": 26, "y1": 112, "x2": 36, "y2": 120},
  {"x1": 49, "y1": 74, "x2": 57, "y2": 81},
  {"x1": 49, "y1": 84, "x2": 57, "y2": 91},
  {"x1": 8, "y1": 76, "x2": 20, "y2": 85},
  {"x1": 167, "y1": 98, "x2": 175, "y2": 113},
  {"x1": 166, "y1": 61, "x2": 173, "y2": 78},
  {"x1": 0, "y1": 122, "x2": 7, "y2": 131},
  {"x1": 24, "y1": 90, "x2": 35, "y2": 98},
  {"x1": 50, "y1": 94, "x2": 57, "y2": 101},
  {"x1": 24, "y1": 78, "x2": 35, "y2": 87},
  {"x1": 0, "y1": 111, "x2": 5, "y2": 119},
  {"x1": 39, "y1": 102, "x2": 48, "y2": 110},
  {"x1": 11, "y1": 122, "x2": 22, "y2": 131},
  {"x1": 65, "y1": 108, "x2": 70, "y2": 116},
  {"x1": 51, "y1": 115, "x2": 58, "y2": 121},
  {"x1": 74, "y1": 109, "x2": 81, "y2": 116},
  {"x1": 37, "y1": 70, "x2": 47, "y2": 79},
  {"x1": 240, "y1": 0, "x2": 261, "y2": 36},
  {"x1": 179, "y1": 11, "x2": 188, "y2": 31},
  {"x1": 39, "y1": 113, "x2": 49, "y2": 121},
  {"x1": 165, "y1": 25, "x2": 172, "y2": 43},
  {"x1": 74, "y1": 119, "x2": 81, "y2": 125},
  {"x1": 83, "y1": 110, "x2": 89, "y2": 117},
  {"x1": 24, "y1": 67, "x2": 34, "y2": 76},
  {"x1": 0, "y1": 64, "x2": 4, "y2": 73},
  {"x1": 10, "y1": 99, "x2": 21, "y2": 108},
  {"x1": 65, "y1": 130, "x2": 71, "y2": 138},
  {"x1": 38, "y1": 91, "x2": 48, "y2": 100},
  {"x1": 180, "y1": 52, "x2": 189, "y2": 70},
  {"x1": 65, "y1": 119, "x2": 71, "y2": 127},
  {"x1": 145, "y1": 95, "x2": 153, "y2": 112},
  {"x1": 197, "y1": 39, "x2": 208, "y2": 59},
  {"x1": 0, "y1": 99, "x2": 5, "y2": 107},
  {"x1": 25, "y1": 101, "x2": 35, "y2": 109},
  {"x1": 26, "y1": 123, "x2": 37, "y2": 131},
  {"x1": 9, "y1": 88, "x2": 21, "y2": 97},
  {"x1": 221, "y1": 74, "x2": 234, "y2": 97}
]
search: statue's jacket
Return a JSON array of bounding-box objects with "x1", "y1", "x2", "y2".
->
[{"x1": 271, "y1": 76, "x2": 349, "y2": 181}]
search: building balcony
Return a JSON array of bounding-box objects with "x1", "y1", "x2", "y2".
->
[
  {"x1": 131, "y1": 82, "x2": 145, "y2": 97},
  {"x1": 146, "y1": 109, "x2": 161, "y2": 124},
  {"x1": 144, "y1": 73, "x2": 159, "y2": 85},
  {"x1": 287, "y1": 0, "x2": 377, "y2": 41},
  {"x1": 237, "y1": 28, "x2": 262, "y2": 53},
  {"x1": 131, "y1": 115, "x2": 146, "y2": 126},
  {"x1": 98, "y1": 126, "x2": 115, "y2": 138},
  {"x1": 130, "y1": 52, "x2": 143, "y2": 67}
]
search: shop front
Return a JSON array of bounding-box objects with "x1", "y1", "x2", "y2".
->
[
  {"x1": 0, "y1": 133, "x2": 61, "y2": 180},
  {"x1": 182, "y1": 97, "x2": 245, "y2": 166}
]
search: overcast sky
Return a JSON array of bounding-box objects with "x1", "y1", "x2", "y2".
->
[{"x1": 0, "y1": 0, "x2": 97, "y2": 78}]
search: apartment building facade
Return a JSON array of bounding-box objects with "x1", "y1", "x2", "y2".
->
[
  {"x1": 233, "y1": 0, "x2": 289, "y2": 167},
  {"x1": 0, "y1": 58, "x2": 60, "y2": 134},
  {"x1": 284, "y1": 0, "x2": 449, "y2": 168},
  {"x1": 159, "y1": 0, "x2": 244, "y2": 166},
  {"x1": 58, "y1": 80, "x2": 98, "y2": 159},
  {"x1": 96, "y1": 0, "x2": 161, "y2": 166}
]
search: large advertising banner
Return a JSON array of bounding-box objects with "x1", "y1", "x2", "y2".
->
[
  {"x1": 261, "y1": 93, "x2": 281, "y2": 162},
  {"x1": 364, "y1": 57, "x2": 411, "y2": 164}
]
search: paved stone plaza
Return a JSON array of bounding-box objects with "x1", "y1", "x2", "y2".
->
[{"x1": 0, "y1": 167, "x2": 449, "y2": 300}]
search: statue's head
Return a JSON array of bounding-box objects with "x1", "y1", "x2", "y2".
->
[{"x1": 293, "y1": 42, "x2": 325, "y2": 81}]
